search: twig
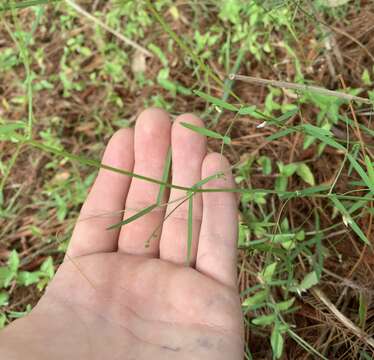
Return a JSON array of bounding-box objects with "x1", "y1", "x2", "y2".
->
[
  {"x1": 330, "y1": 25, "x2": 374, "y2": 64},
  {"x1": 229, "y1": 74, "x2": 373, "y2": 105},
  {"x1": 64, "y1": 0, "x2": 152, "y2": 58},
  {"x1": 311, "y1": 287, "x2": 374, "y2": 350},
  {"x1": 338, "y1": 74, "x2": 373, "y2": 158}
]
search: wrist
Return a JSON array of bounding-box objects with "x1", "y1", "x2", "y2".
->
[
  {"x1": 0, "y1": 313, "x2": 47, "y2": 360},
  {"x1": 0, "y1": 298, "x2": 87, "y2": 360}
]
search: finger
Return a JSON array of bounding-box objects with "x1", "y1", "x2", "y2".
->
[
  {"x1": 118, "y1": 108, "x2": 171, "y2": 256},
  {"x1": 67, "y1": 128, "x2": 135, "y2": 258},
  {"x1": 160, "y1": 114, "x2": 207, "y2": 265},
  {"x1": 196, "y1": 153, "x2": 238, "y2": 288}
]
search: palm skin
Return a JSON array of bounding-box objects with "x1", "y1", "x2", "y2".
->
[{"x1": 0, "y1": 109, "x2": 244, "y2": 359}]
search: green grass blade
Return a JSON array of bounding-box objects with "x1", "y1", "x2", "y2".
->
[
  {"x1": 22, "y1": 138, "x2": 189, "y2": 191},
  {"x1": 193, "y1": 172, "x2": 223, "y2": 189},
  {"x1": 145, "y1": 0, "x2": 231, "y2": 97},
  {"x1": 330, "y1": 196, "x2": 370, "y2": 245},
  {"x1": 364, "y1": 155, "x2": 374, "y2": 186},
  {"x1": 0, "y1": 0, "x2": 60, "y2": 11},
  {"x1": 340, "y1": 115, "x2": 374, "y2": 137},
  {"x1": 156, "y1": 148, "x2": 172, "y2": 205},
  {"x1": 107, "y1": 204, "x2": 158, "y2": 230},
  {"x1": 0, "y1": 123, "x2": 26, "y2": 135},
  {"x1": 194, "y1": 90, "x2": 238, "y2": 112},
  {"x1": 180, "y1": 122, "x2": 231, "y2": 145},
  {"x1": 275, "y1": 108, "x2": 299, "y2": 123},
  {"x1": 6, "y1": 137, "x2": 374, "y2": 202},
  {"x1": 266, "y1": 127, "x2": 298, "y2": 142},
  {"x1": 346, "y1": 153, "x2": 374, "y2": 194},
  {"x1": 213, "y1": 47, "x2": 246, "y2": 124},
  {"x1": 302, "y1": 124, "x2": 374, "y2": 193}
]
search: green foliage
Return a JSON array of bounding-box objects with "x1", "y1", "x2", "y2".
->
[
  {"x1": 0, "y1": 251, "x2": 55, "y2": 292},
  {"x1": 1, "y1": 1, "x2": 372, "y2": 359},
  {"x1": 242, "y1": 290, "x2": 268, "y2": 309},
  {"x1": 218, "y1": 1, "x2": 294, "y2": 61},
  {"x1": 0, "y1": 48, "x2": 19, "y2": 72},
  {"x1": 107, "y1": 203, "x2": 158, "y2": 230},
  {"x1": 180, "y1": 122, "x2": 231, "y2": 145},
  {"x1": 275, "y1": 161, "x2": 315, "y2": 192},
  {"x1": 271, "y1": 324, "x2": 285, "y2": 359},
  {"x1": 261, "y1": 262, "x2": 277, "y2": 283},
  {"x1": 257, "y1": 156, "x2": 272, "y2": 176},
  {"x1": 0, "y1": 292, "x2": 10, "y2": 306},
  {"x1": 296, "y1": 163, "x2": 315, "y2": 186},
  {"x1": 291, "y1": 271, "x2": 319, "y2": 293},
  {"x1": 194, "y1": 30, "x2": 220, "y2": 59},
  {"x1": 194, "y1": 90, "x2": 238, "y2": 112},
  {"x1": 0, "y1": 250, "x2": 19, "y2": 288}
]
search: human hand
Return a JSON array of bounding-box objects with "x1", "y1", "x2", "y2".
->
[{"x1": 0, "y1": 109, "x2": 244, "y2": 359}]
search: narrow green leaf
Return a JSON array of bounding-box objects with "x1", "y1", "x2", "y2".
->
[
  {"x1": 282, "y1": 163, "x2": 298, "y2": 177},
  {"x1": 180, "y1": 122, "x2": 231, "y2": 144},
  {"x1": 238, "y1": 106, "x2": 256, "y2": 115},
  {"x1": 348, "y1": 144, "x2": 360, "y2": 176},
  {"x1": 40, "y1": 257, "x2": 55, "y2": 279},
  {"x1": 0, "y1": 314, "x2": 6, "y2": 328},
  {"x1": 148, "y1": 43, "x2": 168, "y2": 67},
  {"x1": 330, "y1": 196, "x2": 370, "y2": 245},
  {"x1": 296, "y1": 163, "x2": 315, "y2": 186},
  {"x1": 107, "y1": 204, "x2": 158, "y2": 230},
  {"x1": 193, "y1": 172, "x2": 223, "y2": 189},
  {"x1": 340, "y1": 115, "x2": 374, "y2": 137},
  {"x1": 0, "y1": 267, "x2": 14, "y2": 288},
  {"x1": 242, "y1": 290, "x2": 268, "y2": 309},
  {"x1": 0, "y1": 291, "x2": 9, "y2": 306},
  {"x1": 252, "y1": 313, "x2": 276, "y2": 326},
  {"x1": 194, "y1": 90, "x2": 238, "y2": 112},
  {"x1": 347, "y1": 153, "x2": 374, "y2": 194},
  {"x1": 274, "y1": 108, "x2": 299, "y2": 123},
  {"x1": 302, "y1": 124, "x2": 336, "y2": 146},
  {"x1": 17, "y1": 271, "x2": 41, "y2": 286},
  {"x1": 275, "y1": 176, "x2": 288, "y2": 192},
  {"x1": 7, "y1": 304, "x2": 32, "y2": 319},
  {"x1": 0, "y1": 0, "x2": 60, "y2": 12},
  {"x1": 298, "y1": 271, "x2": 319, "y2": 291},
  {"x1": 212, "y1": 48, "x2": 246, "y2": 125},
  {"x1": 364, "y1": 155, "x2": 374, "y2": 186},
  {"x1": 271, "y1": 325, "x2": 284, "y2": 359},
  {"x1": 273, "y1": 298, "x2": 295, "y2": 312},
  {"x1": 156, "y1": 148, "x2": 172, "y2": 205},
  {"x1": 261, "y1": 262, "x2": 277, "y2": 283},
  {"x1": 302, "y1": 124, "x2": 374, "y2": 193},
  {"x1": 238, "y1": 106, "x2": 267, "y2": 119},
  {"x1": 266, "y1": 127, "x2": 297, "y2": 142},
  {"x1": 0, "y1": 123, "x2": 26, "y2": 135},
  {"x1": 22, "y1": 138, "x2": 186, "y2": 191},
  {"x1": 294, "y1": 184, "x2": 330, "y2": 196},
  {"x1": 257, "y1": 156, "x2": 272, "y2": 175},
  {"x1": 8, "y1": 250, "x2": 20, "y2": 273},
  {"x1": 270, "y1": 233, "x2": 295, "y2": 243}
]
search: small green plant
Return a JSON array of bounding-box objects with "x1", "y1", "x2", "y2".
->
[
  {"x1": 1, "y1": 1, "x2": 373, "y2": 359},
  {"x1": 0, "y1": 250, "x2": 55, "y2": 328}
]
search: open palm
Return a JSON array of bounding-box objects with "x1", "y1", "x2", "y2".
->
[{"x1": 2, "y1": 109, "x2": 243, "y2": 359}]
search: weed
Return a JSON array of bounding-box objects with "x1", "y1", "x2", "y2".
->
[{"x1": 1, "y1": 0, "x2": 374, "y2": 358}]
